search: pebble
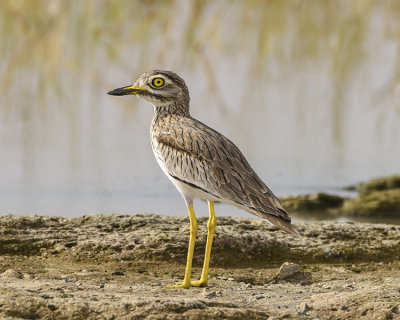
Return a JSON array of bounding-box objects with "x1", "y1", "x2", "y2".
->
[
  {"x1": 343, "y1": 284, "x2": 355, "y2": 289},
  {"x1": 202, "y1": 290, "x2": 217, "y2": 299},
  {"x1": 1, "y1": 269, "x2": 23, "y2": 279},
  {"x1": 278, "y1": 262, "x2": 300, "y2": 279},
  {"x1": 300, "y1": 302, "x2": 312, "y2": 313}
]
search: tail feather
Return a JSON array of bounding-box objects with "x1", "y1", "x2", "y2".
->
[
  {"x1": 262, "y1": 213, "x2": 301, "y2": 237},
  {"x1": 247, "y1": 207, "x2": 301, "y2": 237}
]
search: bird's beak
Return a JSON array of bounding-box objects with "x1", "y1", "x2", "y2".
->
[{"x1": 107, "y1": 84, "x2": 145, "y2": 96}]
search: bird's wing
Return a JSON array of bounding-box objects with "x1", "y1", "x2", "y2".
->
[{"x1": 154, "y1": 116, "x2": 299, "y2": 236}]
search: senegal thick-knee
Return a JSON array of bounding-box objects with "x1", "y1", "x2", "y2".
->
[{"x1": 108, "y1": 70, "x2": 300, "y2": 289}]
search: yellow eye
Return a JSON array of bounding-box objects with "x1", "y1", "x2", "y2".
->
[{"x1": 151, "y1": 77, "x2": 165, "y2": 88}]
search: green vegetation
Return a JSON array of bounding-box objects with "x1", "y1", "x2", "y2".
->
[
  {"x1": 358, "y1": 175, "x2": 400, "y2": 194},
  {"x1": 282, "y1": 175, "x2": 400, "y2": 221}
]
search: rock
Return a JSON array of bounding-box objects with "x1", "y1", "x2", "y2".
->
[
  {"x1": 281, "y1": 193, "x2": 344, "y2": 212},
  {"x1": 299, "y1": 302, "x2": 312, "y2": 313},
  {"x1": 1, "y1": 269, "x2": 23, "y2": 279},
  {"x1": 342, "y1": 189, "x2": 400, "y2": 218},
  {"x1": 359, "y1": 175, "x2": 400, "y2": 195},
  {"x1": 391, "y1": 305, "x2": 399, "y2": 314},
  {"x1": 278, "y1": 262, "x2": 300, "y2": 280},
  {"x1": 202, "y1": 290, "x2": 217, "y2": 299},
  {"x1": 275, "y1": 262, "x2": 312, "y2": 285}
]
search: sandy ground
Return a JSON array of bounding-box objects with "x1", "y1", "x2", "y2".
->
[{"x1": 0, "y1": 213, "x2": 399, "y2": 319}]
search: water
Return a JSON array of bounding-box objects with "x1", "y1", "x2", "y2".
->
[{"x1": 1, "y1": 1, "x2": 400, "y2": 219}]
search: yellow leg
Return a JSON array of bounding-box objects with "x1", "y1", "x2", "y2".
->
[
  {"x1": 191, "y1": 201, "x2": 216, "y2": 287},
  {"x1": 164, "y1": 205, "x2": 198, "y2": 289}
]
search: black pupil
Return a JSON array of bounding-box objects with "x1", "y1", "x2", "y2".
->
[{"x1": 154, "y1": 79, "x2": 163, "y2": 86}]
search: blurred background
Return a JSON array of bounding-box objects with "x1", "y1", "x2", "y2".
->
[{"x1": 1, "y1": 0, "x2": 400, "y2": 218}]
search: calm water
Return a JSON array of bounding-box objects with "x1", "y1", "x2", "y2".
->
[{"x1": 1, "y1": 1, "x2": 400, "y2": 219}]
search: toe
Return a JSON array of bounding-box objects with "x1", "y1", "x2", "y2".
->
[
  {"x1": 190, "y1": 280, "x2": 207, "y2": 287},
  {"x1": 164, "y1": 282, "x2": 190, "y2": 289}
]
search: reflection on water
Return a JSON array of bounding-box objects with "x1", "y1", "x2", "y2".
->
[{"x1": 1, "y1": 1, "x2": 400, "y2": 219}]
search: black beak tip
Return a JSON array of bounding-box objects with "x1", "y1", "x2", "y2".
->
[{"x1": 107, "y1": 88, "x2": 124, "y2": 96}]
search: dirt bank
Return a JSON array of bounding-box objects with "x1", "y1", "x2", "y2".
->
[{"x1": 0, "y1": 214, "x2": 399, "y2": 319}]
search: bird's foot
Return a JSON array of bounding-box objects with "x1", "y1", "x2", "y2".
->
[
  {"x1": 163, "y1": 281, "x2": 190, "y2": 289},
  {"x1": 190, "y1": 279, "x2": 207, "y2": 287},
  {"x1": 164, "y1": 279, "x2": 207, "y2": 289}
]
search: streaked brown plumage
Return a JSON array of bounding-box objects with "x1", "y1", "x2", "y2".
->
[
  {"x1": 152, "y1": 111, "x2": 298, "y2": 235},
  {"x1": 108, "y1": 70, "x2": 299, "y2": 288}
]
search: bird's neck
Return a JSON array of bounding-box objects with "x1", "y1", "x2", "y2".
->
[{"x1": 152, "y1": 101, "x2": 190, "y2": 124}]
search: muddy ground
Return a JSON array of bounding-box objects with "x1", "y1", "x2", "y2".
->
[{"x1": 0, "y1": 213, "x2": 399, "y2": 319}]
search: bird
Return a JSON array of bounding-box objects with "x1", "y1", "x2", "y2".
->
[{"x1": 107, "y1": 70, "x2": 300, "y2": 289}]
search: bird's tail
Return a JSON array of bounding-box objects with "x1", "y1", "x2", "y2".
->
[
  {"x1": 248, "y1": 207, "x2": 301, "y2": 237},
  {"x1": 263, "y1": 213, "x2": 301, "y2": 237}
]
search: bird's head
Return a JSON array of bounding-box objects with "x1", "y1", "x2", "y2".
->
[{"x1": 107, "y1": 70, "x2": 189, "y2": 108}]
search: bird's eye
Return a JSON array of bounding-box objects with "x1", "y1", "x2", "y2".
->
[{"x1": 151, "y1": 77, "x2": 165, "y2": 88}]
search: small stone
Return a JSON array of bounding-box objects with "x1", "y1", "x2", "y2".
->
[
  {"x1": 202, "y1": 290, "x2": 217, "y2": 299},
  {"x1": 1, "y1": 269, "x2": 23, "y2": 279},
  {"x1": 278, "y1": 262, "x2": 300, "y2": 280},
  {"x1": 22, "y1": 273, "x2": 34, "y2": 279},
  {"x1": 300, "y1": 302, "x2": 312, "y2": 313},
  {"x1": 227, "y1": 277, "x2": 234, "y2": 281},
  {"x1": 343, "y1": 284, "x2": 355, "y2": 289},
  {"x1": 99, "y1": 283, "x2": 105, "y2": 289},
  {"x1": 48, "y1": 304, "x2": 57, "y2": 311}
]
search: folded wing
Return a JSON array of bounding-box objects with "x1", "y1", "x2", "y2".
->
[{"x1": 154, "y1": 116, "x2": 300, "y2": 236}]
